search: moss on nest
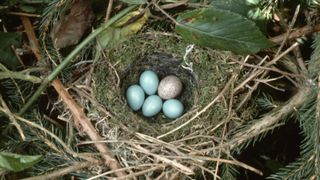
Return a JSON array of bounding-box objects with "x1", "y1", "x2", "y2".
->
[{"x1": 93, "y1": 32, "x2": 241, "y2": 139}]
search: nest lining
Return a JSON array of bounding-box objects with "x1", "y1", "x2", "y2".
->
[{"x1": 92, "y1": 32, "x2": 250, "y2": 177}]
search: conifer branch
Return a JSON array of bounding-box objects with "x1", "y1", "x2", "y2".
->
[
  {"x1": 226, "y1": 86, "x2": 311, "y2": 150},
  {"x1": 18, "y1": 5, "x2": 138, "y2": 115}
]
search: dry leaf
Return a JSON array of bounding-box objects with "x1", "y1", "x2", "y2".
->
[{"x1": 51, "y1": 0, "x2": 95, "y2": 49}]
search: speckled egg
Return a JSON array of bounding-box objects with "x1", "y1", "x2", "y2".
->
[
  {"x1": 142, "y1": 95, "x2": 163, "y2": 117},
  {"x1": 162, "y1": 99, "x2": 184, "y2": 119},
  {"x1": 126, "y1": 85, "x2": 145, "y2": 111},
  {"x1": 139, "y1": 70, "x2": 159, "y2": 95},
  {"x1": 158, "y1": 75, "x2": 183, "y2": 100}
]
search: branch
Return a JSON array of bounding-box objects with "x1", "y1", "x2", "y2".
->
[
  {"x1": 22, "y1": 161, "x2": 98, "y2": 180},
  {"x1": 226, "y1": 86, "x2": 311, "y2": 150},
  {"x1": 51, "y1": 79, "x2": 126, "y2": 177},
  {"x1": 270, "y1": 24, "x2": 320, "y2": 44},
  {"x1": 18, "y1": 5, "x2": 138, "y2": 115},
  {"x1": 18, "y1": 14, "x2": 130, "y2": 177},
  {"x1": 0, "y1": 95, "x2": 25, "y2": 140},
  {"x1": 0, "y1": 63, "x2": 42, "y2": 83}
]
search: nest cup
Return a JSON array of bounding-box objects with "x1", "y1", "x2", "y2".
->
[
  {"x1": 93, "y1": 32, "x2": 238, "y2": 138},
  {"x1": 121, "y1": 52, "x2": 197, "y2": 122}
]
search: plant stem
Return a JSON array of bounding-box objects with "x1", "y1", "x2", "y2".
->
[
  {"x1": 18, "y1": 5, "x2": 137, "y2": 115},
  {"x1": 0, "y1": 71, "x2": 41, "y2": 83}
]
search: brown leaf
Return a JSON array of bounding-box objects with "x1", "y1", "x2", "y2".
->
[{"x1": 51, "y1": 0, "x2": 95, "y2": 49}]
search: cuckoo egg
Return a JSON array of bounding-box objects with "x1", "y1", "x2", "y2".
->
[
  {"x1": 158, "y1": 75, "x2": 183, "y2": 100},
  {"x1": 126, "y1": 85, "x2": 145, "y2": 111},
  {"x1": 162, "y1": 99, "x2": 184, "y2": 119},
  {"x1": 142, "y1": 95, "x2": 162, "y2": 117},
  {"x1": 139, "y1": 70, "x2": 159, "y2": 95}
]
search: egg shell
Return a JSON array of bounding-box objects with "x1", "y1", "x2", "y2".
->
[
  {"x1": 162, "y1": 99, "x2": 184, "y2": 119},
  {"x1": 126, "y1": 85, "x2": 145, "y2": 111},
  {"x1": 139, "y1": 70, "x2": 159, "y2": 95},
  {"x1": 142, "y1": 95, "x2": 163, "y2": 117},
  {"x1": 158, "y1": 75, "x2": 183, "y2": 100}
]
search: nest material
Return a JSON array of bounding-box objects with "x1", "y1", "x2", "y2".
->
[{"x1": 92, "y1": 32, "x2": 248, "y2": 177}]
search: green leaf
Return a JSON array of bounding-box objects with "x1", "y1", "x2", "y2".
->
[
  {"x1": 211, "y1": 0, "x2": 253, "y2": 17},
  {"x1": 19, "y1": 5, "x2": 37, "y2": 13},
  {"x1": 98, "y1": 9, "x2": 148, "y2": 48},
  {"x1": 120, "y1": 0, "x2": 146, "y2": 5},
  {"x1": 0, "y1": 152, "x2": 43, "y2": 172},
  {"x1": 175, "y1": 8, "x2": 273, "y2": 54},
  {"x1": 0, "y1": 32, "x2": 21, "y2": 70},
  {"x1": 211, "y1": 0, "x2": 269, "y2": 21}
]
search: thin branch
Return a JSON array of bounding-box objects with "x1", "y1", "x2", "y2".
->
[
  {"x1": 315, "y1": 75, "x2": 320, "y2": 177},
  {"x1": 166, "y1": 155, "x2": 263, "y2": 176},
  {"x1": 275, "y1": 5, "x2": 300, "y2": 57},
  {"x1": 152, "y1": 2, "x2": 179, "y2": 24},
  {"x1": 19, "y1": 5, "x2": 138, "y2": 115},
  {"x1": 234, "y1": 42, "x2": 299, "y2": 93},
  {"x1": 22, "y1": 161, "x2": 98, "y2": 180},
  {"x1": 229, "y1": 58, "x2": 301, "y2": 77},
  {"x1": 0, "y1": 95, "x2": 25, "y2": 140},
  {"x1": 270, "y1": 24, "x2": 320, "y2": 44},
  {"x1": 105, "y1": 0, "x2": 114, "y2": 22},
  {"x1": 0, "y1": 64, "x2": 42, "y2": 83},
  {"x1": 19, "y1": 15, "x2": 127, "y2": 177},
  {"x1": 6, "y1": 11, "x2": 40, "y2": 18},
  {"x1": 87, "y1": 164, "x2": 164, "y2": 180},
  {"x1": 227, "y1": 86, "x2": 311, "y2": 150},
  {"x1": 51, "y1": 79, "x2": 126, "y2": 177}
]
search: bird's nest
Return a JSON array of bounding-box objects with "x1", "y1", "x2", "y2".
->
[{"x1": 91, "y1": 32, "x2": 253, "y2": 177}]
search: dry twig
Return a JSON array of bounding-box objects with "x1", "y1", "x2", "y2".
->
[{"x1": 21, "y1": 16, "x2": 125, "y2": 177}]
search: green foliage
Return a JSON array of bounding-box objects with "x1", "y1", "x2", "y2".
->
[
  {"x1": 175, "y1": 8, "x2": 273, "y2": 54},
  {"x1": 120, "y1": 0, "x2": 146, "y2": 5},
  {"x1": 257, "y1": 93, "x2": 277, "y2": 110},
  {"x1": 221, "y1": 164, "x2": 239, "y2": 180},
  {"x1": 211, "y1": 0, "x2": 269, "y2": 20},
  {"x1": 309, "y1": 33, "x2": 320, "y2": 78},
  {"x1": 1, "y1": 0, "x2": 50, "y2": 13},
  {"x1": 97, "y1": 9, "x2": 149, "y2": 48},
  {"x1": 0, "y1": 152, "x2": 42, "y2": 172},
  {"x1": 0, "y1": 32, "x2": 21, "y2": 70},
  {"x1": 268, "y1": 90, "x2": 319, "y2": 179}
]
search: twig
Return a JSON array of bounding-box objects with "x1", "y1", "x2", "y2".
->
[
  {"x1": 234, "y1": 42, "x2": 299, "y2": 93},
  {"x1": 105, "y1": 0, "x2": 114, "y2": 22},
  {"x1": 20, "y1": 16, "x2": 42, "y2": 61},
  {"x1": 270, "y1": 24, "x2": 320, "y2": 44},
  {"x1": 6, "y1": 11, "x2": 41, "y2": 18},
  {"x1": 129, "y1": 143, "x2": 194, "y2": 175},
  {"x1": 275, "y1": 5, "x2": 300, "y2": 57},
  {"x1": 315, "y1": 75, "x2": 320, "y2": 177},
  {"x1": 51, "y1": 79, "x2": 126, "y2": 177},
  {"x1": 0, "y1": 70, "x2": 41, "y2": 83},
  {"x1": 20, "y1": 15, "x2": 129, "y2": 177},
  {"x1": 152, "y1": 2, "x2": 179, "y2": 24},
  {"x1": 0, "y1": 96, "x2": 25, "y2": 140},
  {"x1": 87, "y1": 164, "x2": 164, "y2": 180},
  {"x1": 229, "y1": 58, "x2": 301, "y2": 77},
  {"x1": 19, "y1": 5, "x2": 138, "y2": 115},
  {"x1": 166, "y1": 155, "x2": 263, "y2": 176},
  {"x1": 227, "y1": 86, "x2": 311, "y2": 150},
  {"x1": 22, "y1": 161, "x2": 98, "y2": 180},
  {"x1": 293, "y1": 43, "x2": 308, "y2": 73},
  {"x1": 214, "y1": 84, "x2": 235, "y2": 180}
]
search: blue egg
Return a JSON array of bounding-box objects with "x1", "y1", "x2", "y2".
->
[
  {"x1": 162, "y1": 99, "x2": 184, "y2": 119},
  {"x1": 126, "y1": 85, "x2": 145, "y2": 111},
  {"x1": 142, "y1": 95, "x2": 163, "y2": 117},
  {"x1": 139, "y1": 70, "x2": 159, "y2": 95}
]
